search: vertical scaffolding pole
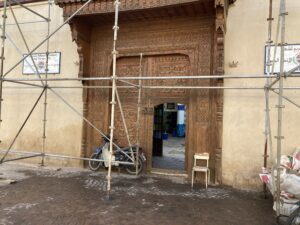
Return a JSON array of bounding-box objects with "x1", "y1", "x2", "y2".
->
[
  {"x1": 115, "y1": 88, "x2": 135, "y2": 161},
  {"x1": 0, "y1": 0, "x2": 8, "y2": 127},
  {"x1": 0, "y1": 89, "x2": 46, "y2": 163},
  {"x1": 135, "y1": 53, "x2": 143, "y2": 175},
  {"x1": 8, "y1": 4, "x2": 45, "y2": 86},
  {"x1": 106, "y1": 0, "x2": 120, "y2": 199},
  {"x1": 264, "y1": 0, "x2": 274, "y2": 197},
  {"x1": 41, "y1": 0, "x2": 52, "y2": 166},
  {"x1": 275, "y1": 0, "x2": 286, "y2": 216}
]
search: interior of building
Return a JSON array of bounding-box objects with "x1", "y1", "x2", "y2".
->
[{"x1": 152, "y1": 103, "x2": 186, "y2": 171}]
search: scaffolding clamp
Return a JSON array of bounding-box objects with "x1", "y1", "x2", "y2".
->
[
  {"x1": 280, "y1": 12, "x2": 288, "y2": 16},
  {"x1": 111, "y1": 50, "x2": 118, "y2": 55},
  {"x1": 274, "y1": 136, "x2": 285, "y2": 140}
]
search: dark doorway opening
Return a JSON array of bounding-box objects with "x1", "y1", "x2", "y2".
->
[{"x1": 152, "y1": 103, "x2": 186, "y2": 171}]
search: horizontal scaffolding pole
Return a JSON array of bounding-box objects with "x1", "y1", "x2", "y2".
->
[
  {"x1": 1, "y1": 153, "x2": 42, "y2": 163},
  {"x1": 3, "y1": 84, "x2": 300, "y2": 90},
  {"x1": 0, "y1": 149, "x2": 135, "y2": 165},
  {"x1": 48, "y1": 85, "x2": 300, "y2": 90},
  {"x1": 4, "y1": 79, "x2": 44, "y2": 88},
  {"x1": 4, "y1": 20, "x2": 47, "y2": 26},
  {"x1": 1, "y1": 74, "x2": 298, "y2": 82},
  {"x1": 43, "y1": 152, "x2": 134, "y2": 165}
]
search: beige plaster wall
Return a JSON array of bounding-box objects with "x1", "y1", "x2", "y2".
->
[
  {"x1": 223, "y1": 0, "x2": 300, "y2": 190},
  {"x1": 0, "y1": 2, "x2": 83, "y2": 167}
]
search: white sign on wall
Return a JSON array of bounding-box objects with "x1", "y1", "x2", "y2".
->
[
  {"x1": 264, "y1": 44, "x2": 300, "y2": 74},
  {"x1": 22, "y1": 52, "x2": 61, "y2": 75}
]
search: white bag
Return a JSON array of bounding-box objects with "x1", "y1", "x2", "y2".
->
[
  {"x1": 292, "y1": 148, "x2": 300, "y2": 171},
  {"x1": 281, "y1": 155, "x2": 293, "y2": 169},
  {"x1": 273, "y1": 200, "x2": 299, "y2": 216},
  {"x1": 281, "y1": 173, "x2": 300, "y2": 199}
]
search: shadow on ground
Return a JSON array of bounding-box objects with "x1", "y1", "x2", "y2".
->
[{"x1": 0, "y1": 163, "x2": 276, "y2": 225}]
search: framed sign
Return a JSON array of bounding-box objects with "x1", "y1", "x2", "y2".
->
[
  {"x1": 264, "y1": 44, "x2": 300, "y2": 74},
  {"x1": 22, "y1": 52, "x2": 61, "y2": 75}
]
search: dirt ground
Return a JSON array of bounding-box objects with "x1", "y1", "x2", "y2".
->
[{"x1": 0, "y1": 163, "x2": 277, "y2": 225}]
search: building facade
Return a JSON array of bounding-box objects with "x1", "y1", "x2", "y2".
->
[
  {"x1": 0, "y1": 0, "x2": 299, "y2": 190},
  {"x1": 55, "y1": 0, "x2": 230, "y2": 183}
]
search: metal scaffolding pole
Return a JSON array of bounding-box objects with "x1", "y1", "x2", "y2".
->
[
  {"x1": 0, "y1": 0, "x2": 8, "y2": 127},
  {"x1": 115, "y1": 88, "x2": 135, "y2": 161},
  {"x1": 270, "y1": 0, "x2": 282, "y2": 77},
  {"x1": 2, "y1": 0, "x2": 93, "y2": 78},
  {"x1": 135, "y1": 53, "x2": 143, "y2": 175},
  {"x1": 0, "y1": 88, "x2": 45, "y2": 163},
  {"x1": 1, "y1": 153, "x2": 43, "y2": 163},
  {"x1": 48, "y1": 87, "x2": 122, "y2": 150},
  {"x1": 10, "y1": 0, "x2": 50, "y2": 22},
  {"x1": 3, "y1": 74, "x2": 300, "y2": 82},
  {"x1": 263, "y1": 0, "x2": 274, "y2": 197},
  {"x1": 107, "y1": 0, "x2": 120, "y2": 199},
  {"x1": 6, "y1": 20, "x2": 47, "y2": 26},
  {"x1": 3, "y1": 29, "x2": 43, "y2": 78},
  {"x1": 4, "y1": 79, "x2": 44, "y2": 88},
  {"x1": 41, "y1": 0, "x2": 52, "y2": 166},
  {"x1": 275, "y1": 0, "x2": 286, "y2": 216},
  {"x1": 272, "y1": 89, "x2": 300, "y2": 109},
  {"x1": 8, "y1": 4, "x2": 45, "y2": 86},
  {"x1": 0, "y1": 149, "x2": 134, "y2": 165},
  {"x1": 117, "y1": 79, "x2": 139, "y2": 88},
  {"x1": 46, "y1": 85, "x2": 300, "y2": 90}
]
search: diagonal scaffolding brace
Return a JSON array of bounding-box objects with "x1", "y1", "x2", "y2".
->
[{"x1": 0, "y1": 88, "x2": 46, "y2": 163}]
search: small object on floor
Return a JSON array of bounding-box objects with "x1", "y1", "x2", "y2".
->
[
  {"x1": 191, "y1": 153, "x2": 210, "y2": 190},
  {"x1": 56, "y1": 168, "x2": 62, "y2": 171}
]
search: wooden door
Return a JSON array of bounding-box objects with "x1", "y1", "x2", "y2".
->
[{"x1": 143, "y1": 54, "x2": 191, "y2": 170}]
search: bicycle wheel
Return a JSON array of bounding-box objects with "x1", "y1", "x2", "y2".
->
[
  {"x1": 125, "y1": 156, "x2": 144, "y2": 175},
  {"x1": 88, "y1": 153, "x2": 102, "y2": 171}
]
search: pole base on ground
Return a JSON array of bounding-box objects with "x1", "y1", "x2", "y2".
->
[{"x1": 106, "y1": 191, "x2": 112, "y2": 201}]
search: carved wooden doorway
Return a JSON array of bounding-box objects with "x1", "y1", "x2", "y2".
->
[
  {"x1": 141, "y1": 54, "x2": 191, "y2": 172},
  {"x1": 85, "y1": 54, "x2": 193, "y2": 172},
  {"x1": 85, "y1": 54, "x2": 191, "y2": 171}
]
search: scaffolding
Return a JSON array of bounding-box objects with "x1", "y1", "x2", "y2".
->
[{"x1": 0, "y1": 0, "x2": 298, "y2": 216}]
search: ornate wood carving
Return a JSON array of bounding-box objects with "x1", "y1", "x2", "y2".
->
[
  {"x1": 142, "y1": 107, "x2": 154, "y2": 115},
  {"x1": 64, "y1": 1, "x2": 227, "y2": 182},
  {"x1": 69, "y1": 19, "x2": 92, "y2": 158},
  {"x1": 213, "y1": 1, "x2": 226, "y2": 184},
  {"x1": 70, "y1": 19, "x2": 91, "y2": 78},
  {"x1": 215, "y1": 0, "x2": 235, "y2": 32},
  {"x1": 57, "y1": 0, "x2": 204, "y2": 17},
  {"x1": 150, "y1": 55, "x2": 190, "y2": 97},
  {"x1": 81, "y1": 84, "x2": 88, "y2": 159}
]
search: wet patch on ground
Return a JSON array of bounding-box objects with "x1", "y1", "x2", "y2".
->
[{"x1": 0, "y1": 163, "x2": 276, "y2": 225}]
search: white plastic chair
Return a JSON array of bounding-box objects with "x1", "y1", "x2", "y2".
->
[{"x1": 191, "y1": 152, "x2": 210, "y2": 189}]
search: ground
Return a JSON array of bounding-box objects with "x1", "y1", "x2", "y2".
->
[
  {"x1": 152, "y1": 137, "x2": 185, "y2": 170},
  {"x1": 0, "y1": 163, "x2": 277, "y2": 225}
]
